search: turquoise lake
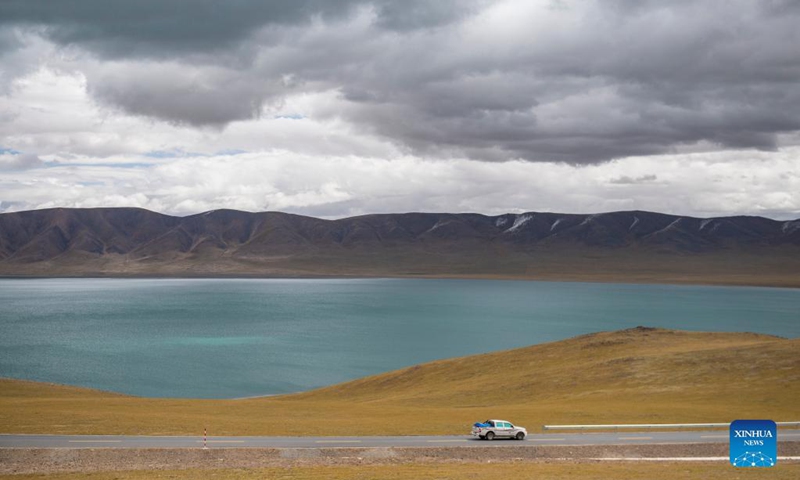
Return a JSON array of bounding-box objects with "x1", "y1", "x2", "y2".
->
[{"x1": 0, "y1": 278, "x2": 798, "y2": 398}]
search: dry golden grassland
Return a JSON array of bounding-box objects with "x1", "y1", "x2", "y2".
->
[
  {"x1": 1, "y1": 328, "x2": 798, "y2": 436},
  {"x1": 1, "y1": 462, "x2": 799, "y2": 480}
]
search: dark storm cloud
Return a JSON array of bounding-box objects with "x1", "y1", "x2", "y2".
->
[
  {"x1": 0, "y1": 0, "x2": 483, "y2": 127},
  {"x1": 83, "y1": 61, "x2": 280, "y2": 126},
  {"x1": 372, "y1": 0, "x2": 482, "y2": 30},
  {"x1": 0, "y1": 0, "x2": 472, "y2": 58},
  {"x1": 322, "y1": 0, "x2": 800, "y2": 163},
  {"x1": 2, "y1": 0, "x2": 799, "y2": 162}
]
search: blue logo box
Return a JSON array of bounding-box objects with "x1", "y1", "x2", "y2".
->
[{"x1": 730, "y1": 420, "x2": 777, "y2": 467}]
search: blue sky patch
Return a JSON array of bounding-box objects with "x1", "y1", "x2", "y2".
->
[
  {"x1": 274, "y1": 114, "x2": 306, "y2": 120},
  {"x1": 144, "y1": 149, "x2": 205, "y2": 159},
  {"x1": 55, "y1": 162, "x2": 154, "y2": 169},
  {"x1": 214, "y1": 149, "x2": 247, "y2": 156}
]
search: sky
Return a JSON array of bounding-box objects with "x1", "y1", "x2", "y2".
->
[{"x1": 0, "y1": 0, "x2": 798, "y2": 220}]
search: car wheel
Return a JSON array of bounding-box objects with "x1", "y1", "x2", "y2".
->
[
  {"x1": 515, "y1": 432, "x2": 525, "y2": 440},
  {"x1": 486, "y1": 432, "x2": 495, "y2": 441}
]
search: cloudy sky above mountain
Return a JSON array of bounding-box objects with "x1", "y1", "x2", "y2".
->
[{"x1": 0, "y1": 0, "x2": 798, "y2": 219}]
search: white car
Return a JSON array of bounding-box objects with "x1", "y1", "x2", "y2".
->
[{"x1": 472, "y1": 419, "x2": 527, "y2": 440}]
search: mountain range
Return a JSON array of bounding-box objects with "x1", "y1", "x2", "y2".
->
[{"x1": 1, "y1": 207, "x2": 798, "y2": 286}]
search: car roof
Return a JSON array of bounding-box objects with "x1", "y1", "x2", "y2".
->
[{"x1": 489, "y1": 419, "x2": 510, "y2": 423}]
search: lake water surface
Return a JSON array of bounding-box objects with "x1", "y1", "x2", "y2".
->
[{"x1": 0, "y1": 278, "x2": 797, "y2": 398}]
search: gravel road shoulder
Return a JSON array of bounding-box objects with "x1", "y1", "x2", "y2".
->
[{"x1": 2, "y1": 443, "x2": 799, "y2": 475}]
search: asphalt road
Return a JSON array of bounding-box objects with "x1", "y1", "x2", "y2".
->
[{"x1": 2, "y1": 430, "x2": 799, "y2": 449}]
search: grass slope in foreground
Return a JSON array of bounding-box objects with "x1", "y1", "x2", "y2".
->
[{"x1": 1, "y1": 327, "x2": 798, "y2": 436}]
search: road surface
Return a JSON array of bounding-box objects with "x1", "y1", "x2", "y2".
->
[{"x1": 2, "y1": 430, "x2": 799, "y2": 449}]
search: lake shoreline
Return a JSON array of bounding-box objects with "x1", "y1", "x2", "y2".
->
[{"x1": 1, "y1": 272, "x2": 798, "y2": 289}]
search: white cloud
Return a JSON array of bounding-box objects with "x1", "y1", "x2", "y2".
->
[
  {"x1": 0, "y1": 67, "x2": 400, "y2": 160},
  {"x1": 1, "y1": 148, "x2": 798, "y2": 220}
]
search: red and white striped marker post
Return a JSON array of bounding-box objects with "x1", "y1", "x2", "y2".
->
[{"x1": 203, "y1": 427, "x2": 208, "y2": 450}]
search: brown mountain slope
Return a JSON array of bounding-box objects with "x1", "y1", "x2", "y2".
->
[{"x1": 0, "y1": 207, "x2": 798, "y2": 285}]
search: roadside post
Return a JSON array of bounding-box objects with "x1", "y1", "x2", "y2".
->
[{"x1": 203, "y1": 427, "x2": 208, "y2": 450}]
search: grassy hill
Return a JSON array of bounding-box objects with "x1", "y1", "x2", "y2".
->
[{"x1": 1, "y1": 327, "x2": 797, "y2": 436}]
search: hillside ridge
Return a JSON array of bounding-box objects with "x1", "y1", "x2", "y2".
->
[
  {"x1": 295, "y1": 326, "x2": 795, "y2": 404},
  {"x1": 1, "y1": 207, "x2": 799, "y2": 284}
]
